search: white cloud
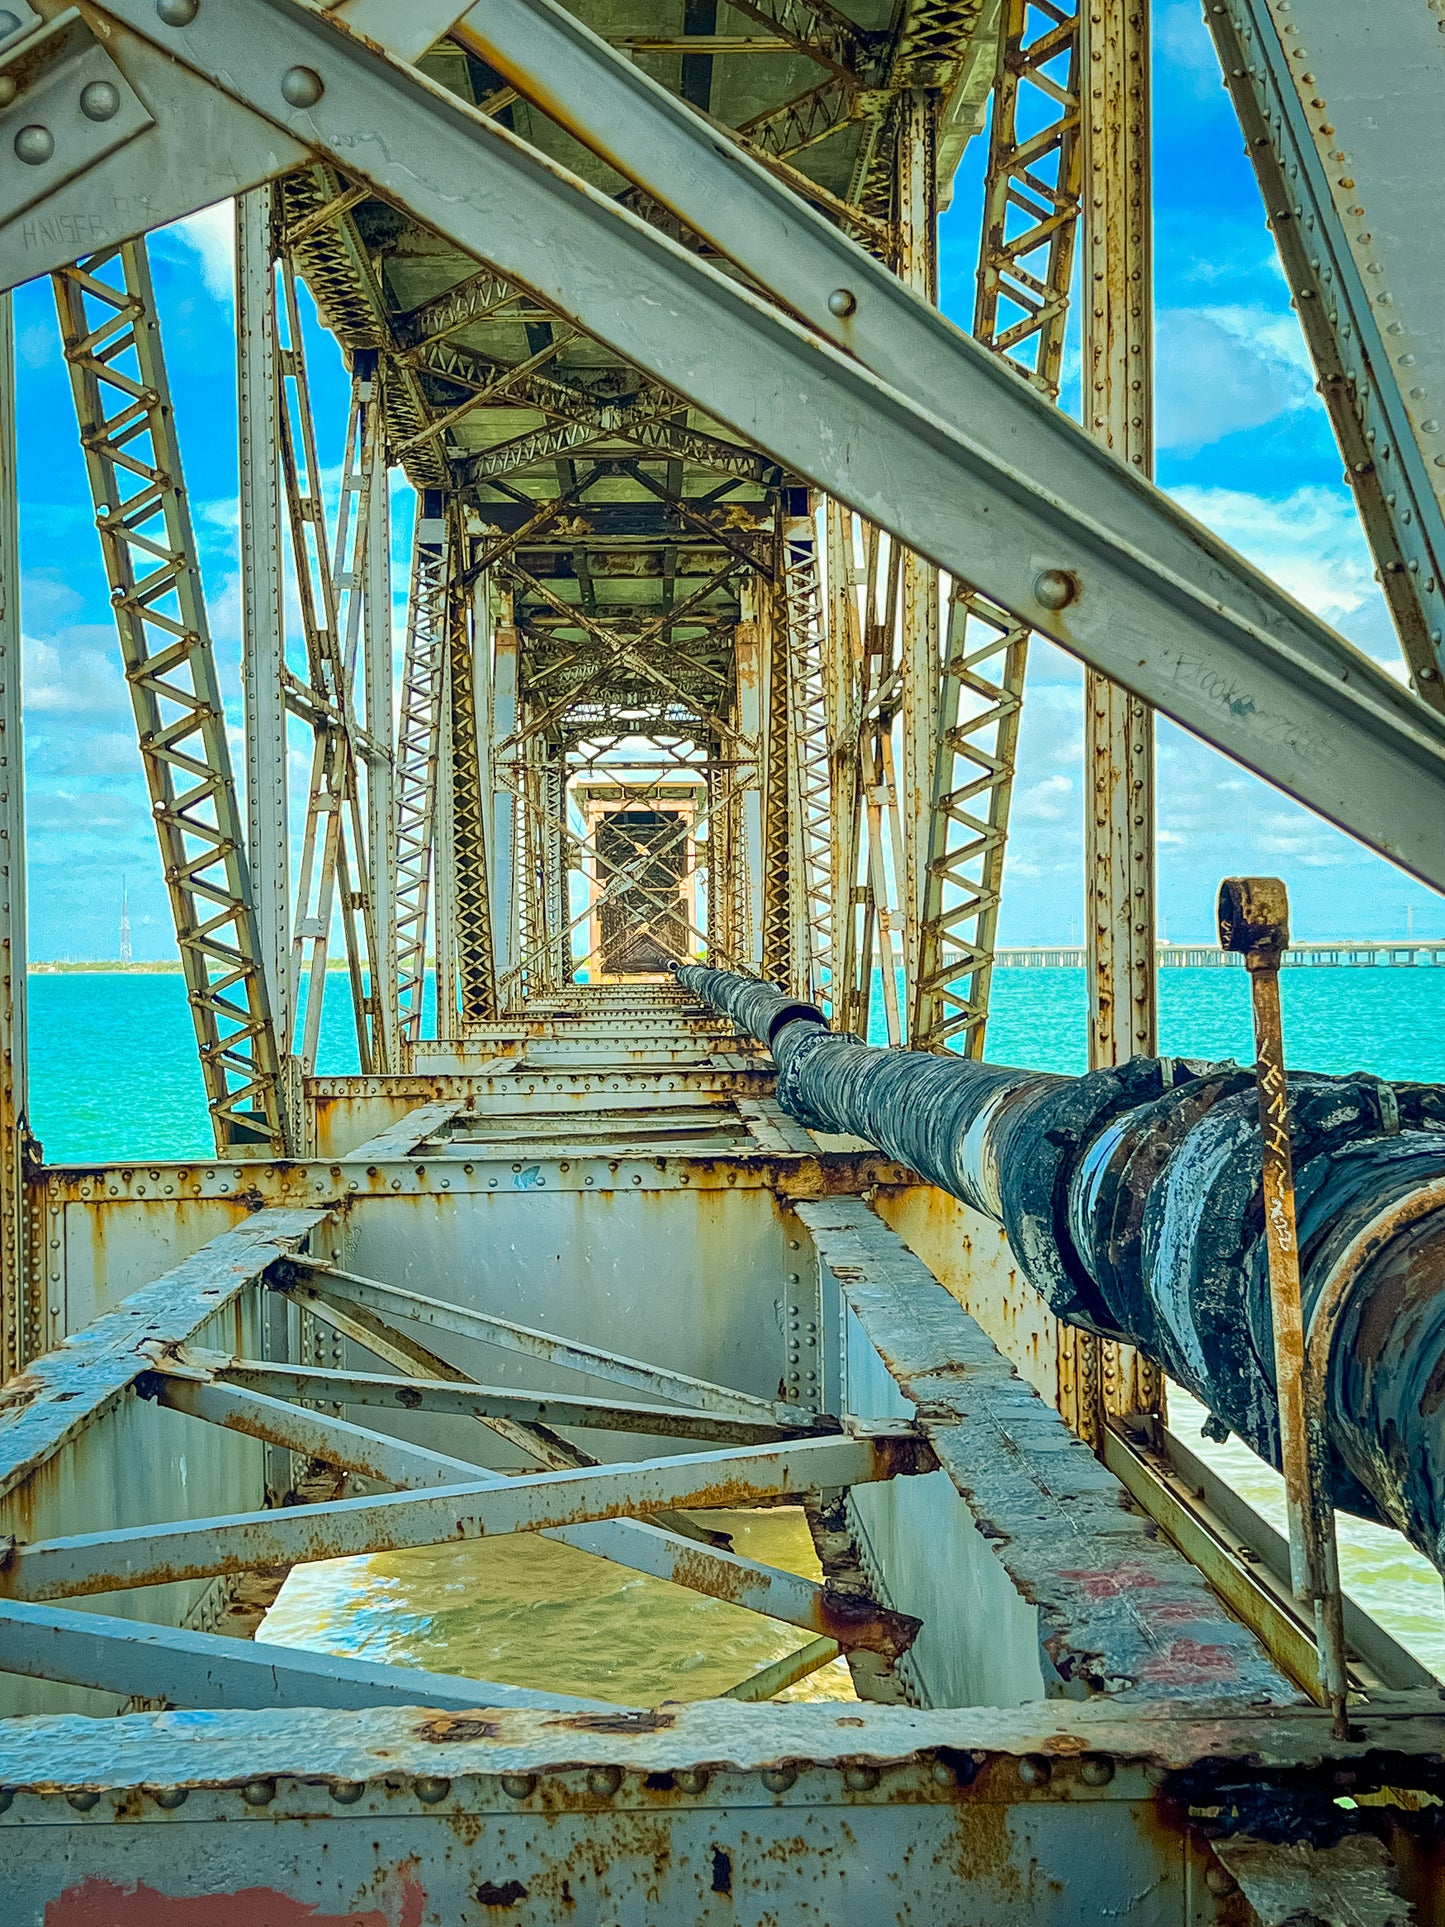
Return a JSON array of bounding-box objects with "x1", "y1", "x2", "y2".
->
[
  {"x1": 1166, "y1": 482, "x2": 1379, "y2": 630},
  {"x1": 1155, "y1": 0, "x2": 1224, "y2": 98},
  {"x1": 1013, "y1": 772, "x2": 1074, "y2": 823},
  {"x1": 167, "y1": 200, "x2": 236, "y2": 306},
  {"x1": 1156, "y1": 305, "x2": 1314, "y2": 450},
  {"x1": 24, "y1": 631, "x2": 128, "y2": 719}
]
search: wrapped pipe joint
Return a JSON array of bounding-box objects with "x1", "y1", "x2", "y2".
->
[{"x1": 675, "y1": 964, "x2": 1445, "y2": 1575}]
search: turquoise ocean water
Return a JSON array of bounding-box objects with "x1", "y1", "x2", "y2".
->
[
  {"x1": 27, "y1": 965, "x2": 1445, "y2": 1684},
  {"x1": 30, "y1": 961, "x2": 1445, "y2": 1161}
]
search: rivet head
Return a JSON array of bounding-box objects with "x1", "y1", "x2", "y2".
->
[
  {"x1": 151, "y1": 1785, "x2": 189, "y2": 1809},
  {"x1": 1206, "y1": 1864, "x2": 1238, "y2": 1897},
  {"x1": 241, "y1": 1777, "x2": 276, "y2": 1806},
  {"x1": 761, "y1": 1764, "x2": 797, "y2": 1793},
  {"x1": 66, "y1": 1789, "x2": 100, "y2": 1811},
  {"x1": 1033, "y1": 568, "x2": 1079, "y2": 612},
  {"x1": 587, "y1": 1765, "x2": 622, "y2": 1798},
  {"x1": 156, "y1": 0, "x2": 199, "y2": 21},
  {"x1": 1017, "y1": 1754, "x2": 1052, "y2": 1786},
  {"x1": 80, "y1": 81, "x2": 121, "y2": 122},
  {"x1": 1079, "y1": 1755, "x2": 1115, "y2": 1786},
  {"x1": 414, "y1": 1776, "x2": 451, "y2": 1804},
  {"x1": 281, "y1": 65, "x2": 324, "y2": 109},
  {"x1": 13, "y1": 124, "x2": 52, "y2": 165},
  {"x1": 500, "y1": 1773, "x2": 535, "y2": 1800},
  {"x1": 0, "y1": 77, "x2": 16, "y2": 106},
  {"x1": 329, "y1": 1781, "x2": 365, "y2": 1805},
  {"x1": 827, "y1": 288, "x2": 857, "y2": 318},
  {"x1": 843, "y1": 1764, "x2": 880, "y2": 1791},
  {"x1": 674, "y1": 1768, "x2": 709, "y2": 1795}
]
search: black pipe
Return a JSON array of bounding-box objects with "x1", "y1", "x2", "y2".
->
[{"x1": 676, "y1": 964, "x2": 1445, "y2": 1575}]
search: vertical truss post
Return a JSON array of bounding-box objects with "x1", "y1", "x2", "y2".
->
[
  {"x1": 235, "y1": 187, "x2": 297, "y2": 1141},
  {"x1": 451, "y1": 533, "x2": 498, "y2": 1023},
  {"x1": 394, "y1": 499, "x2": 450, "y2": 1049},
  {"x1": 1081, "y1": 0, "x2": 1161, "y2": 1434},
  {"x1": 896, "y1": 91, "x2": 940, "y2": 1022},
  {"x1": 823, "y1": 498, "x2": 864, "y2": 1032},
  {"x1": 434, "y1": 638, "x2": 458, "y2": 1039},
  {"x1": 912, "y1": 0, "x2": 1084, "y2": 1057},
  {"x1": 490, "y1": 590, "x2": 520, "y2": 993},
  {"x1": 734, "y1": 592, "x2": 765, "y2": 972},
  {"x1": 362, "y1": 387, "x2": 397, "y2": 1071},
  {"x1": 976, "y1": 0, "x2": 1086, "y2": 397},
  {"x1": 543, "y1": 749, "x2": 569, "y2": 988},
  {"x1": 277, "y1": 271, "x2": 383, "y2": 1077},
  {"x1": 0, "y1": 292, "x2": 28, "y2": 1382},
  {"x1": 761, "y1": 542, "x2": 794, "y2": 990},
  {"x1": 54, "y1": 242, "x2": 283, "y2": 1155},
  {"x1": 782, "y1": 510, "x2": 831, "y2": 1005},
  {"x1": 914, "y1": 595, "x2": 1029, "y2": 1056}
]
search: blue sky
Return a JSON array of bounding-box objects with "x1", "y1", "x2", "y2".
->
[{"x1": 11, "y1": 1, "x2": 1439, "y2": 959}]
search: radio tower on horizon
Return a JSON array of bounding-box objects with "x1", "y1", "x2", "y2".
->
[{"x1": 119, "y1": 878, "x2": 132, "y2": 967}]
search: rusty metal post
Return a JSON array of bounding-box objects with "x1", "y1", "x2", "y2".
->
[
  {"x1": 896, "y1": 90, "x2": 940, "y2": 1020},
  {"x1": 1074, "y1": 0, "x2": 1162, "y2": 1438},
  {"x1": 1219, "y1": 875, "x2": 1350, "y2": 1738}
]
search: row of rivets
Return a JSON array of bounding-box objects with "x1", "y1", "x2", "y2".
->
[
  {"x1": 0, "y1": 1754, "x2": 1123, "y2": 1812},
  {"x1": 8, "y1": 76, "x2": 123, "y2": 168},
  {"x1": 153, "y1": 1, "x2": 323, "y2": 114}
]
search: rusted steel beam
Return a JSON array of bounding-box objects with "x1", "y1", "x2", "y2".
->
[
  {"x1": 259, "y1": 1293, "x2": 911, "y2": 1652},
  {"x1": 155, "y1": 1356, "x2": 911, "y2": 1656},
  {"x1": 0, "y1": 1210, "x2": 333, "y2": 1507},
  {"x1": 209, "y1": 1358, "x2": 827, "y2": 1446},
  {"x1": 337, "y1": 1098, "x2": 471, "y2": 1161},
  {"x1": 0, "y1": 1434, "x2": 930, "y2": 1601},
  {"x1": 146, "y1": 1375, "x2": 497, "y2": 1492},
  {"x1": 723, "y1": 1633, "x2": 841, "y2": 1700},
  {"x1": 0, "y1": 1598, "x2": 607, "y2": 1714},
  {"x1": 284, "y1": 1259, "x2": 787, "y2": 1420},
  {"x1": 554, "y1": 1517, "x2": 920, "y2": 1661}
]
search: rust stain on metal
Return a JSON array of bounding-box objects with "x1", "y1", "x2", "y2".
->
[
  {"x1": 44, "y1": 1876, "x2": 426, "y2": 1927},
  {"x1": 415, "y1": 1715, "x2": 501, "y2": 1743},
  {"x1": 545, "y1": 1709, "x2": 676, "y2": 1733}
]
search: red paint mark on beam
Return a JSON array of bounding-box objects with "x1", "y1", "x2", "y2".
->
[{"x1": 47, "y1": 1875, "x2": 426, "y2": 1927}]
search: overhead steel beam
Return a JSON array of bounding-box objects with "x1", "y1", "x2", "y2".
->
[
  {"x1": 0, "y1": 1434, "x2": 926, "y2": 1600},
  {"x1": 18, "y1": 0, "x2": 1445, "y2": 888},
  {"x1": 0, "y1": 1596, "x2": 607, "y2": 1713},
  {"x1": 1204, "y1": 0, "x2": 1445, "y2": 708}
]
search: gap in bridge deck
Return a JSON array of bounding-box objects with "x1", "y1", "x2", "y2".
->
[{"x1": 258, "y1": 1504, "x2": 855, "y2": 1707}]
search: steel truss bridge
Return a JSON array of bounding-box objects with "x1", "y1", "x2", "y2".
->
[{"x1": 0, "y1": 0, "x2": 1442, "y2": 1920}]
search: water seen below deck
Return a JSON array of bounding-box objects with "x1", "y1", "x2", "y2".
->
[{"x1": 28, "y1": 965, "x2": 1445, "y2": 1698}]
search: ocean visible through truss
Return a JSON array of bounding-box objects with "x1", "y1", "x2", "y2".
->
[{"x1": 27, "y1": 967, "x2": 1445, "y2": 1701}]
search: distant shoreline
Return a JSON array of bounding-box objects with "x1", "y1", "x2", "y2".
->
[{"x1": 28, "y1": 960, "x2": 357, "y2": 974}]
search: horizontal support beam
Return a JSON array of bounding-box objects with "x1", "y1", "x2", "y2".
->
[
  {"x1": 147, "y1": 1375, "x2": 496, "y2": 1490},
  {"x1": 1, "y1": 1435, "x2": 927, "y2": 1600},
  {"x1": 283, "y1": 1259, "x2": 785, "y2": 1420},
  {"x1": 555, "y1": 1516, "x2": 919, "y2": 1660},
  {"x1": 0, "y1": 1598, "x2": 608, "y2": 1714},
  {"x1": 161, "y1": 1355, "x2": 911, "y2": 1655},
  {"x1": 212, "y1": 1358, "x2": 825, "y2": 1446},
  {"x1": 723, "y1": 1633, "x2": 841, "y2": 1701},
  {"x1": 0, "y1": 1209, "x2": 333, "y2": 1506}
]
